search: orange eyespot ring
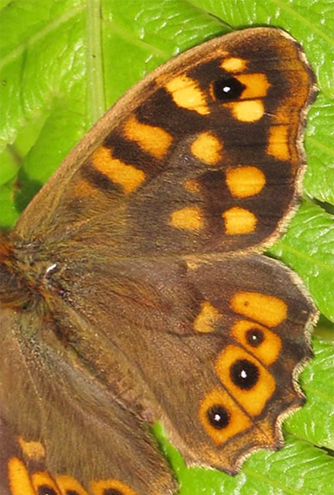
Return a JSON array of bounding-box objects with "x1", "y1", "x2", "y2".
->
[
  {"x1": 216, "y1": 345, "x2": 276, "y2": 416},
  {"x1": 90, "y1": 479, "x2": 137, "y2": 495},
  {"x1": 32, "y1": 471, "x2": 61, "y2": 494},
  {"x1": 231, "y1": 319, "x2": 282, "y2": 365},
  {"x1": 199, "y1": 388, "x2": 252, "y2": 444}
]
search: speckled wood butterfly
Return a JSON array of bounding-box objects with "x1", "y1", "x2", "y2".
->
[{"x1": 0, "y1": 27, "x2": 317, "y2": 495}]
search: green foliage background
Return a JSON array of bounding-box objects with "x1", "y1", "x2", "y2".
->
[{"x1": 0, "y1": 1, "x2": 333, "y2": 494}]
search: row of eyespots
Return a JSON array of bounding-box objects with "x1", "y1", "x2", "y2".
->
[
  {"x1": 8, "y1": 457, "x2": 137, "y2": 495},
  {"x1": 197, "y1": 291, "x2": 286, "y2": 444}
]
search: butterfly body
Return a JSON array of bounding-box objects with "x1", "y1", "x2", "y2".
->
[{"x1": 0, "y1": 27, "x2": 317, "y2": 495}]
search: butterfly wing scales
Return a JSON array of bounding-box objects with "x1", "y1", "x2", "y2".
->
[
  {"x1": 15, "y1": 28, "x2": 315, "y2": 256},
  {"x1": 0, "y1": 27, "x2": 317, "y2": 495},
  {"x1": 54, "y1": 252, "x2": 315, "y2": 473},
  {"x1": 0, "y1": 307, "x2": 176, "y2": 495}
]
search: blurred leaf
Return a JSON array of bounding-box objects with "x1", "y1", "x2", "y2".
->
[{"x1": 270, "y1": 202, "x2": 334, "y2": 322}]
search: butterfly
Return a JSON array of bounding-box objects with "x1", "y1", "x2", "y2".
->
[{"x1": 0, "y1": 27, "x2": 317, "y2": 495}]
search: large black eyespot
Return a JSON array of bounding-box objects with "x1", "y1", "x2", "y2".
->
[
  {"x1": 104, "y1": 489, "x2": 123, "y2": 495},
  {"x1": 212, "y1": 76, "x2": 245, "y2": 101},
  {"x1": 207, "y1": 404, "x2": 230, "y2": 429},
  {"x1": 230, "y1": 359, "x2": 259, "y2": 390},
  {"x1": 246, "y1": 328, "x2": 265, "y2": 348},
  {"x1": 66, "y1": 490, "x2": 81, "y2": 495},
  {"x1": 38, "y1": 486, "x2": 58, "y2": 495}
]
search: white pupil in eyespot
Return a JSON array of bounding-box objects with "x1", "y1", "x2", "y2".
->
[{"x1": 241, "y1": 369, "x2": 248, "y2": 379}]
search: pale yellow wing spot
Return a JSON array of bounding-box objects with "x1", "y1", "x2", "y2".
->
[
  {"x1": 169, "y1": 206, "x2": 204, "y2": 231},
  {"x1": 72, "y1": 179, "x2": 98, "y2": 198},
  {"x1": 93, "y1": 147, "x2": 145, "y2": 194},
  {"x1": 194, "y1": 301, "x2": 221, "y2": 333},
  {"x1": 18, "y1": 438, "x2": 45, "y2": 462},
  {"x1": 267, "y1": 125, "x2": 290, "y2": 161},
  {"x1": 185, "y1": 258, "x2": 201, "y2": 270},
  {"x1": 123, "y1": 115, "x2": 173, "y2": 159},
  {"x1": 191, "y1": 132, "x2": 223, "y2": 165},
  {"x1": 230, "y1": 292, "x2": 288, "y2": 327},
  {"x1": 226, "y1": 100, "x2": 265, "y2": 122},
  {"x1": 223, "y1": 207, "x2": 257, "y2": 235},
  {"x1": 226, "y1": 166, "x2": 266, "y2": 198},
  {"x1": 8, "y1": 458, "x2": 36, "y2": 495},
  {"x1": 235, "y1": 73, "x2": 270, "y2": 99},
  {"x1": 184, "y1": 179, "x2": 201, "y2": 193},
  {"x1": 165, "y1": 75, "x2": 209, "y2": 115},
  {"x1": 220, "y1": 57, "x2": 247, "y2": 72}
]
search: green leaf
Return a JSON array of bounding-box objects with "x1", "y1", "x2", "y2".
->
[
  {"x1": 285, "y1": 337, "x2": 334, "y2": 449},
  {"x1": 1, "y1": 1, "x2": 333, "y2": 494},
  {"x1": 155, "y1": 421, "x2": 334, "y2": 495},
  {"x1": 270, "y1": 201, "x2": 334, "y2": 322},
  {"x1": 154, "y1": 338, "x2": 334, "y2": 495}
]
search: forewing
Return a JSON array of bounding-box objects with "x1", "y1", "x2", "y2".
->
[{"x1": 14, "y1": 28, "x2": 315, "y2": 256}]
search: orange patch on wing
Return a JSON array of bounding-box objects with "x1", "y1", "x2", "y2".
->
[
  {"x1": 267, "y1": 125, "x2": 290, "y2": 161},
  {"x1": 165, "y1": 75, "x2": 209, "y2": 115},
  {"x1": 93, "y1": 147, "x2": 145, "y2": 194},
  {"x1": 169, "y1": 206, "x2": 204, "y2": 231},
  {"x1": 199, "y1": 388, "x2": 252, "y2": 444},
  {"x1": 8, "y1": 457, "x2": 35, "y2": 495},
  {"x1": 18, "y1": 438, "x2": 45, "y2": 461},
  {"x1": 220, "y1": 57, "x2": 247, "y2": 72},
  {"x1": 194, "y1": 301, "x2": 221, "y2": 333},
  {"x1": 216, "y1": 345, "x2": 276, "y2": 416},
  {"x1": 231, "y1": 292, "x2": 288, "y2": 327},
  {"x1": 73, "y1": 178, "x2": 98, "y2": 197},
  {"x1": 226, "y1": 166, "x2": 266, "y2": 198},
  {"x1": 124, "y1": 115, "x2": 173, "y2": 159},
  {"x1": 231, "y1": 320, "x2": 282, "y2": 365},
  {"x1": 227, "y1": 99, "x2": 265, "y2": 122},
  {"x1": 223, "y1": 207, "x2": 257, "y2": 235},
  {"x1": 236, "y1": 73, "x2": 270, "y2": 99},
  {"x1": 191, "y1": 132, "x2": 223, "y2": 165},
  {"x1": 32, "y1": 471, "x2": 62, "y2": 495}
]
